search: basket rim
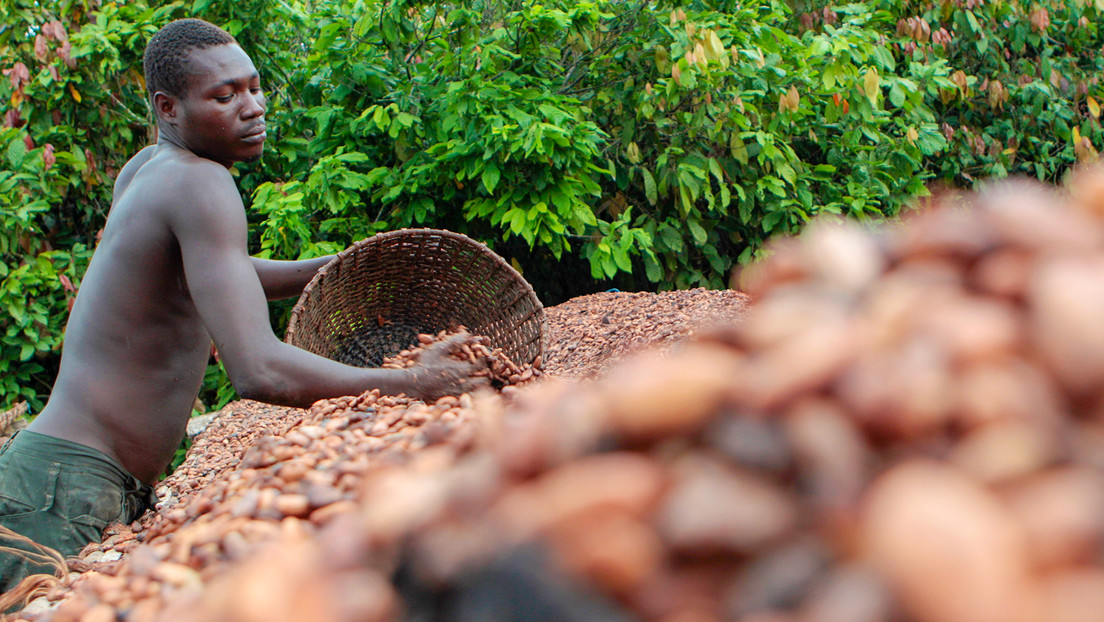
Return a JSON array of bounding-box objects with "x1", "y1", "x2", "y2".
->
[{"x1": 283, "y1": 228, "x2": 544, "y2": 362}]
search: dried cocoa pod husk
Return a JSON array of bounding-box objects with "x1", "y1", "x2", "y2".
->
[
  {"x1": 657, "y1": 454, "x2": 799, "y2": 557},
  {"x1": 861, "y1": 460, "x2": 1035, "y2": 622},
  {"x1": 1001, "y1": 466, "x2": 1104, "y2": 570}
]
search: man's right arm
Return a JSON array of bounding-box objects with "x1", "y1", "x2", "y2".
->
[{"x1": 166, "y1": 163, "x2": 485, "y2": 406}]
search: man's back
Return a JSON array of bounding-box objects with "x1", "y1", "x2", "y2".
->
[{"x1": 30, "y1": 145, "x2": 223, "y2": 483}]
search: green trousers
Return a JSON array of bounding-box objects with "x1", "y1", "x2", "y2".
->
[{"x1": 0, "y1": 431, "x2": 156, "y2": 594}]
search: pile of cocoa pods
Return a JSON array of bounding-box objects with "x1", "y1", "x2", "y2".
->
[{"x1": 11, "y1": 169, "x2": 1104, "y2": 622}]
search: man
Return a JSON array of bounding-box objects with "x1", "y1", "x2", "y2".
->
[{"x1": 0, "y1": 18, "x2": 485, "y2": 591}]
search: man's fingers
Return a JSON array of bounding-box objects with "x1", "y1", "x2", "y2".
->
[{"x1": 420, "y1": 332, "x2": 469, "y2": 359}]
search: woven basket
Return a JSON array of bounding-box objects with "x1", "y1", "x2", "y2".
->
[{"x1": 285, "y1": 229, "x2": 544, "y2": 368}]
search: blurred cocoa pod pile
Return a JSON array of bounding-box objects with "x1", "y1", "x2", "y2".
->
[{"x1": 12, "y1": 170, "x2": 1104, "y2": 622}]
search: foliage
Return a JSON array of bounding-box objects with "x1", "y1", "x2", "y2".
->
[
  {"x1": 792, "y1": 0, "x2": 1104, "y2": 185},
  {"x1": 1, "y1": 0, "x2": 1103, "y2": 413},
  {"x1": 246, "y1": 0, "x2": 944, "y2": 292},
  {"x1": 0, "y1": 0, "x2": 165, "y2": 411}
]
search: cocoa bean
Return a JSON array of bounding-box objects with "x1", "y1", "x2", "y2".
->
[{"x1": 861, "y1": 461, "x2": 1034, "y2": 622}]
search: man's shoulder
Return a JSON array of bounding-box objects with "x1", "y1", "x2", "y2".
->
[
  {"x1": 152, "y1": 148, "x2": 235, "y2": 184},
  {"x1": 126, "y1": 148, "x2": 239, "y2": 205}
]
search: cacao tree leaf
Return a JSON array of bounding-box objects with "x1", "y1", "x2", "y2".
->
[{"x1": 642, "y1": 168, "x2": 657, "y2": 206}]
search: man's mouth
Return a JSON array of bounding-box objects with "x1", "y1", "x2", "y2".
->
[{"x1": 242, "y1": 124, "x2": 267, "y2": 144}]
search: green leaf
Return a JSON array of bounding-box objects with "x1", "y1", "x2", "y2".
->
[
  {"x1": 5, "y1": 137, "x2": 27, "y2": 165},
  {"x1": 644, "y1": 253, "x2": 662, "y2": 282},
  {"x1": 612, "y1": 248, "x2": 632, "y2": 272},
  {"x1": 808, "y1": 38, "x2": 831, "y2": 57},
  {"x1": 888, "y1": 83, "x2": 906, "y2": 108},
  {"x1": 482, "y1": 164, "x2": 501, "y2": 194},
  {"x1": 730, "y1": 134, "x2": 748, "y2": 165},
  {"x1": 642, "y1": 169, "x2": 657, "y2": 206},
  {"x1": 687, "y1": 219, "x2": 708, "y2": 245},
  {"x1": 965, "y1": 10, "x2": 980, "y2": 33}
]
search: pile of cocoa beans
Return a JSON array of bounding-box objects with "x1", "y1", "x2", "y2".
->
[
  {"x1": 380, "y1": 329, "x2": 542, "y2": 390},
  {"x1": 11, "y1": 388, "x2": 494, "y2": 622},
  {"x1": 542, "y1": 288, "x2": 751, "y2": 378},
  {"x1": 13, "y1": 169, "x2": 1104, "y2": 622},
  {"x1": 0, "y1": 401, "x2": 28, "y2": 447}
]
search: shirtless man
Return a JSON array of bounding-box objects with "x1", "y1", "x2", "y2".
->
[{"x1": 0, "y1": 18, "x2": 485, "y2": 591}]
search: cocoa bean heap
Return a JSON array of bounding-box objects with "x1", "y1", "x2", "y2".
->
[{"x1": 12, "y1": 169, "x2": 1104, "y2": 622}]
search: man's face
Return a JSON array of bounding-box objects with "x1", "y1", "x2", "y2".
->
[{"x1": 170, "y1": 44, "x2": 267, "y2": 166}]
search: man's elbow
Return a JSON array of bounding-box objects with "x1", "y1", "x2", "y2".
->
[{"x1": 228, "y1": 363, "x2": 294, "y2": 405}]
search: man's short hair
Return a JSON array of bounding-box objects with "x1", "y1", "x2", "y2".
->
[{"x1": 143, "y1": 18, "x2": 237, "y2": 101}]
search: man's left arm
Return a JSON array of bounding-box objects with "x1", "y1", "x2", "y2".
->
[{"x1": 250, "y1": 256, "x2": 333, "y2": 300}]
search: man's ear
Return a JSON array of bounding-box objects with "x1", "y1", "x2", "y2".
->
[{"x1": 152, "y1": 91, "x2": 178, "y2": 125}]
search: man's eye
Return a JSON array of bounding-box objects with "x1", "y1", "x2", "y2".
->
[{"x1": 215, "y1": 95, "x2": 233, "y2": 103}]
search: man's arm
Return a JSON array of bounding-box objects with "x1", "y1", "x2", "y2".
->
[
  {"x1": 168, "y1": 163, "x2": 484, "y2": 406},
  {"x1": 250, "y1": 256, "x2": 333, "y2": 300}
]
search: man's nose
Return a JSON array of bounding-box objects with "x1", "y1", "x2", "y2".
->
[{"x1": 243, "y1": 92, "x2": 266, "y2": 118}]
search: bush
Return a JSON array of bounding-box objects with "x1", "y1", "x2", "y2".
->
[{"x1": 1, "y1": 0, "x2": 1102, "y2": 412}]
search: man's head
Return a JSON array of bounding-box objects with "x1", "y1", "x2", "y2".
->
[
  {"x1": 144, "y1": 19, "x2": 267, "y2": 166},
  {"x1": 143, "y1": 19, "x2": 237, "y2": 103}
]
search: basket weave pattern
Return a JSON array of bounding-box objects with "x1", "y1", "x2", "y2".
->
[{"x1": 285, "y1": 229, "x2": 544, "y2": 368}]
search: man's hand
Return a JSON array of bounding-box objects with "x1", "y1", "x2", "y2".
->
[{"x1": 408, "y1": 333, "x2": 491, "y2": 401}]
